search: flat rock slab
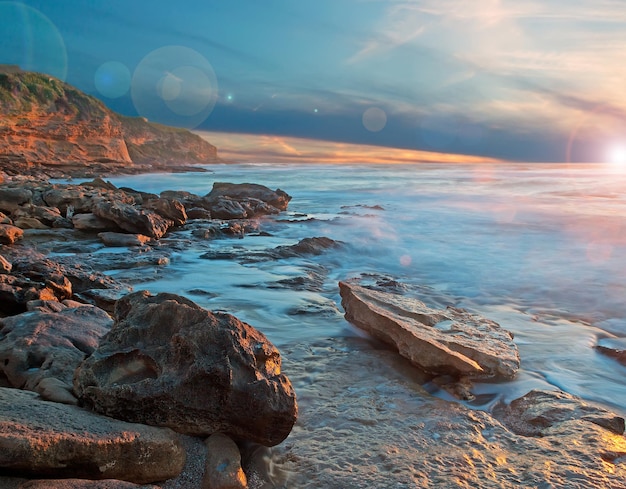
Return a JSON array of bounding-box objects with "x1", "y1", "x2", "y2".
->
[
  {"x1": 339, "y1": 281, "x2": 520, "y2": 380},
  {"x1": 74, "y1": 291, "x2": 297, "y2": 446},
  {"x1": 0, "y1": 387, "x2": 184, "y2": 483}
]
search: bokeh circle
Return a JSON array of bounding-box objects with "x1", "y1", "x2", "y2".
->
[
  {"x1": 0, "y1": 1, "x2": 67, "y2": 80},
  {"x1": 131, "y1": 46, "x2": 218, "y2": 128},
  {"x1": 362, "y1": 107, "x2": 387, "y2": 132},
  {"x1": 94, "y1": 61, "x2": 131, "y2": 98}
]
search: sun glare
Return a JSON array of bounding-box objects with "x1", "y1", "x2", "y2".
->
[{"x1": 608, "y1": 144, "x2": 626, "y2": 167}]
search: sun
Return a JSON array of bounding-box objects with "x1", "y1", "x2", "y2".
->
[{"x1": 608, "y1": 144, "x2": 626, "y2": 167}]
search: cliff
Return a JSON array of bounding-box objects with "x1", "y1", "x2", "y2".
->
[{"x1": 0, "y1": 68, "x2": 219, "y2": 176}]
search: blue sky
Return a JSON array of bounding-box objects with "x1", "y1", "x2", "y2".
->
[{"x1": 2, "y1": 0, "x2": 626, "y2": 162}]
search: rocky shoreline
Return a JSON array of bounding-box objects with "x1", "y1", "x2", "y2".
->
[{"x1": 0, "y1": 169, "x2": 625, "y2": 488}]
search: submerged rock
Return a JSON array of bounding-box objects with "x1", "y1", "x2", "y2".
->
[
  {"x1": 74, "y1": 291, "x2": 297, "y2": 446},
  {"x1": 596, "y1": 337, "x2": 626, "y2": 365},
  {"x1": 339, "y1": 280, "x2": 520, "y2": 380},
  {"x1": 0, "y1": 387, "x2": 184, "y2": 483}
]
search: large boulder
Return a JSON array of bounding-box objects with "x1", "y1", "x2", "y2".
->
[
  {"x1": 74, "y1": 291, "x2": 298, "y2": 446},
  {"x1": 0, "y1": 306, "x2": 112, "y2": 404},
  {"x1": 93, "y1": 201, "x2": 173, "y2": 239},
  {"x1": 0, "y1": 387, "x2": 184, "y2": 483},
  {"x1": 339, "y1": 281, "x2": 520, "y2": 380}
]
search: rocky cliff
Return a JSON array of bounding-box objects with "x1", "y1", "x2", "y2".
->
[{"x1": 0, "y1": 68, "x2": 219, "y2": 177}]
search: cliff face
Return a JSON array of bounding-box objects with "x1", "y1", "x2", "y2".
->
[{"x1": 0, "y1": 69, "x2": 219, "y2": 176}]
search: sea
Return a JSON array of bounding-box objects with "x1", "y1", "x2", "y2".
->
[{"x1": 99, "y1": 161, "x2": 626, "y2": 421}]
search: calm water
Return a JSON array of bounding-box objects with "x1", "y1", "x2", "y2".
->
[{"x1": 101, "y1": 162, "x2": 626, "y2": 416}]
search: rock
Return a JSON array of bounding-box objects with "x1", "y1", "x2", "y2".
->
[
  {"x1": 0, "y1": 224, "x2": 24, "y2": 244},
  {"x1": 143, "y1": 198, "x2": 187, "y2": 227},
  {"x1": 74, "y1": 291, "x2": 297, "y2": 446},
  {"x1": 270, "y1": 337, "x2": 626, "y2": 489},
  {"x1": 186, "y1": 207, "x2": 212, "y2": 220},
  {"x1": 202, "y1": 433, "x2": 247, "y2": 489},
  {"x1": 14, "y1": 204, "x2": 64, "y2": 226},
  {"x1": 0, "y1": 306, "x2": 112, "y2": 404},
  {"x1": 273, "y1": 237, "x2": 343, "y2": 258},
  {"x1": 204, "y1": 183, "x2": 291, "y2": 212},
  {"x1": 13, "y1": 216, "x2": 49, "y2": 229},
  {"x1": 98, "y1": 232, "x2": 151, "y2": 247},
  {"x1": 0, "y1": 187, "x2": 32, "y2": 213},
  {"x1": 72, "y1": 213, "x2": 116, "y2": 231},
  {"x1": 207, "y1": 197, "x2": 247, "y2": 220},
  {"x1": 0, "y1": 387, "x2": 184, "y2": 483},
  {"x1": 0, "y1": 211, "x2": 11, "y2": 224},
  {"x1": 338, "y1": 281, "x2": 520, "y2": 380},
  {"x1": 0, "y1": 272, "x2": 71, "y2": 316},
  {"x1": 596, "y1": 337, "x2": 626, "y2": 365},
  {"x1": 494, "y1": 389, "x2": 625, "y2": 436},
  {"x1": 74, "y1": 288, "x2": 132, "y2": 314},
  {"x1": 79, "y1": 177, "x2": 118, "y2": 191},
  {"x1": 93, "y1": 201, "x2": 173, "y2": 239},
  {"x1": 0, "y1": 254, "x2": 11, "y2": 273}
]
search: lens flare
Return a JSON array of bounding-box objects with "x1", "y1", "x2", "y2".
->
[
  {"x1": 0, "y1": 1, "x2": 67, "y2": 80},
  {"x1": 94, "y1": 61, "x2": 131, "y2": 98},
  {"x1": 131, "y1": 45, "x2": 218, "y2": 128},
  {"x1": 362, "y1": 107, "x2": 387, "y2": 132}
]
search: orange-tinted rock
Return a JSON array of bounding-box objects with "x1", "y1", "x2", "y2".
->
[
  {"x1": 0, "y1": 224, "x2": 23, "y2": 244},
  {"x1": 93, "y1": 201, "x2": 173, "y2": 239}
]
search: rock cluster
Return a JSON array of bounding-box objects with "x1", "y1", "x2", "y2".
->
[{"x1": 0, "y1": 174, "x2": 298, "y2": 487}]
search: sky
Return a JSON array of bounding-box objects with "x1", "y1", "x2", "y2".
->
[{"x1": 2, "y1": 0, "x2": 626, "y2": 163}]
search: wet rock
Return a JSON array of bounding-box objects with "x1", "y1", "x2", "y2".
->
[
  {"x1": 143, "y1": 198, "x2": 187, "y2": 227},
  {"x1": 204, "y1": 183, "x2": 291, "y2": 213},
  {"x1": 93, "y1": 201, "x2": 173, "y2": 239},
  {"x1": 339, "y1": 281, "x2": 520, "y2": 380},
  {"x1": 72, "y1": 213, "x2": 116, "y2": 231},
  {"x1": 0, "y1": 254, "x2": 11, "y2": 273},
  {"x1": 0, "y1": 224, "x2": 24, "y2": 244},
  {"x1": 0, "y1": 305, "x2": 112, "y2": 404},
  {"x1": 79, "y1": 177, "x2": 118, "y2": 191},
  {"x1": 596, "y1": 337, "x2": 626, "y2": 365},
  {"x1": 494, "y1": 389, "x2": 625, "y2": 436},
  {"x1": 0, "y1": 387, "x2": 184, "y2": 483},
  {"x1": 98, "y1": 232, "x2": 151, "y2": 247},
  {"x1": 0, "y1": 187, "x2": 33, "y2": 213},
  {"x1": 203, "y1": 433, "x2": 247, "y2": 489},
  {"x1": 271, "y1": 338, "x2": 626, "y2": 489},
  {"x1": 273, "y1": 237, "x2": 343, "y2": 258},
  {"x1": 74, "y1": 291, "x2": 297, "y2": 446}
]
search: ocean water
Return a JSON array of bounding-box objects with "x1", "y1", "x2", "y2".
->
[{"x1": 102, "y1": 162, "x2": 626, "y2": 418}]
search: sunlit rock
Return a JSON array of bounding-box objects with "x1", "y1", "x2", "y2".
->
[
  {"x1": 74, "y1": 290, "x2": 298, "y2": 446},
  {"x1": 0, "y1": 224, "x2": 23, "y2": 244},
  {"x1": 93, "y1": 201, "x2": 173, "y2": 239},
  {"x1": 339, "y1": 280, "x2": 520, "y2": 380},
  {"x1": 0, "y1": 387, "x2": 184, "y2": 483},
  {"x1": 98, "y1": 232, "x2": 151, "y2": 247},
  {"x1": 203, "y1": 433, "x2": 247, "y2": 489}
]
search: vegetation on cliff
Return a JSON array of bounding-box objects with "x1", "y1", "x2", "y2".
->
[{"x1": 0, "y1": 67, "x2": 219, "y2": 176}]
